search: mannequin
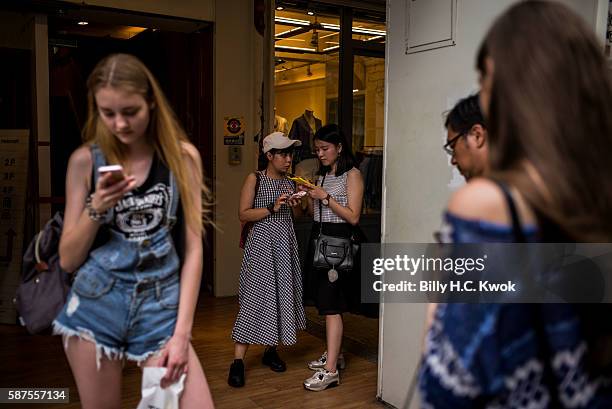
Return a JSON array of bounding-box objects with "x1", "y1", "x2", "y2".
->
[
  {"x1": 289, "y1": 109, "x2": 322, "y2": 165},
  {"x1": 304, "y1": 108, "x2": 316, "y2": 133},
  {"x1": 273, "y1": 107, "x2": 289, "y2": 136}
]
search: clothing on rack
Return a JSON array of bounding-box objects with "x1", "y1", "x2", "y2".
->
[{"x1": 358, "y1": 150, "x2": 383, "y2": 211}]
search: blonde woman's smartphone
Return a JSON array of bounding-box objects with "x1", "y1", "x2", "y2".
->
[{"x1": 98, "y1": 165, "x2": 126, "y2": 185}]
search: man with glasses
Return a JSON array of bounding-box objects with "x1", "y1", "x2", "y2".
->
[{"x1": 444, "y1": 94, "x2": 489, "y2": 180}]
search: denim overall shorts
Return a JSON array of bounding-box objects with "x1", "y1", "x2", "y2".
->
[{"x1": 53, "y1": 145, "x2": 181, "y2": 367}]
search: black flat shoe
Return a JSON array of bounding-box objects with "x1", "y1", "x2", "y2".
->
[
  {"x1": 228, "y1": 359, "x2": 245, "y2": 387},
  {"x1": 262, "y1": 347, "x2": 287, "y2": 372}
]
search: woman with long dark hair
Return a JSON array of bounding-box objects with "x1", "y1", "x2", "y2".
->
[
  {"x1": 419, "y1": 2, "x2": 612, "y2": 407},
  {"x1": 301, "y1": 124, "x2": 364, "y2": 391}
]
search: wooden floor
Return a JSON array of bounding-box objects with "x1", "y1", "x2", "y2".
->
[{"x1": 0, "y1": 296, "x2": 384, "y2": 408}]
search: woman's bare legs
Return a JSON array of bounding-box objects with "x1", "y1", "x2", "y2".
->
[
  {"x1": 64, "y1": 337, "x2": 122, "y2": 409},
  {"x1": 143, "y1": 343, "x2": 214, "y2": 409},
  {"x1": 324, "y1": 314, "x2": 343, "y2": 372},
  {"x1": 234, "y1": 342, "x2": 249, "y2": 359}
]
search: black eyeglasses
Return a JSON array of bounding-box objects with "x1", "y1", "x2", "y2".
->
[{"x1": 443, "y1": 131, "x2": 467, "y2": 156}]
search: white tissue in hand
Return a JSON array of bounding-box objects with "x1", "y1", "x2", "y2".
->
[{"x1": 136, "y1": 367, "x2": 186, "y2": 409}]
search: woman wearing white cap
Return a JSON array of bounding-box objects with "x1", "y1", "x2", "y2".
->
[{"x1": 227, "y1": 132, "x2": 306, "y2": 387}]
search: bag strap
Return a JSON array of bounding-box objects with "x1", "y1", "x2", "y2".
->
[
  {"x1": 491, "y1": 179, "x2": 526, "y2": 243},
  {"x1": 318, "y1": 174, "x2": 326, "y2": 236},
  {"x1": 253, "y1": 171, "x2": 261, "y2": 208},
  {"x1": 34, "y1": 231, "x2": 43, "y2": 264},
  {"x1": 320, "y1": 240, "x2": 348, "y2": 267},
  {"x1": 493, "y1": 180, "x2": 562, "y2": 405}
]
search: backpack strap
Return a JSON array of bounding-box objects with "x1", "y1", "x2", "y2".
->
[
  {"x1": 253, "y1": 171, "x2": 261, "y2": 207},
  {"x1": 491, "y1": 179, "x2": 526, "y2": 243}
]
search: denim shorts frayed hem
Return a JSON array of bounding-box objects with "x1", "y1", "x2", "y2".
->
[{"x1": 53, "y1": 320, "x2": 171, "y2": 370}]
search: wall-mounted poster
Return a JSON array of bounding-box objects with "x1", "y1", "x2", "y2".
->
[
  {"x1": 224, "y1": 116, "x2": 245, "y2": 145},
  {"x1": 0, "y1": 129, "x2": 29, "y2": 324}
]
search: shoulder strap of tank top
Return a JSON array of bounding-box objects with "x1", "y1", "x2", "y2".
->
[
  {"x1": 166, "y1": 170, "x2": 180, "y2": 227},
  {"x1": 491, "y1": 179, "x2": 526, "y2": 243},
  {"x1": 90, "y1": 144, "x2": 107, "y2": 189}
]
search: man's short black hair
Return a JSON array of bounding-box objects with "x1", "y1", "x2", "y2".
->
[{"x1": 445, "y1": 94, "x2": 486, "y2": 134}]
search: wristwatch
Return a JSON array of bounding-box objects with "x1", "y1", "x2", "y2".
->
[
  {"x1": 266, "y1": 203, "x2": 276, "y2": 214},
  {"x1": 322, "y1": 194, "x2": 331, "y2": 206}
]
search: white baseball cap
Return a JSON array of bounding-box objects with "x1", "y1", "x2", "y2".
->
[{"x1": 262, "y1": 132, "x2": 302, "y2": 153}]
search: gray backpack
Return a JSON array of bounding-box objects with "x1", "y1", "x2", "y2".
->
[{"x1": 14, "y1": 212, "x2": 71, "y2": 334}]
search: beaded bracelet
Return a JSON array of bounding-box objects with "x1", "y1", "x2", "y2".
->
[{"x1": 85, "y1": 194, "x2": 109, "y2": 222}]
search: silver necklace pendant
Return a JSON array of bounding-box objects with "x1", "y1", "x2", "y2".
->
[{"x1": 328, "y1": 268, "x2": 339, "y2": 283}]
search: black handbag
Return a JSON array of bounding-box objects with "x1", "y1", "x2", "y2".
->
[{"x1": 311, "y1": 175, "x2": 360, "y2": 273}]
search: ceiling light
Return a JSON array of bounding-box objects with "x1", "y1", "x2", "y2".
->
[
  {"x1": 353, "y1": 89, "x2": 359, "y2": 93},
  {"x1": 276, "y1": 27, "x2": 303, "y2": 37},
  {"x1": 276, "y1": 6, "x2": 284, "y2": 10},
  {"x1": 323, "y1": 45, "x2": 339, "y2": 52},
  {"x1": 77, "y1": 20, "x2": 88, "y2": 26},
  {"x1": 275, "y1": 45, "x2": 317, "y2": 52},
  {"x1": 275, "y1": 16, "x2": 310, "y2": 26},
  {"x1": 307, "y1": 10, "x2": 315, "y2": 16},
  {"x1": 352, "y1": 27, "x2": 386, "y2": 36}
]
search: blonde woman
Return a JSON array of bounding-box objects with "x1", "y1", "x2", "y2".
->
[{"x1": 53, "y1": 54, "x2": 214, "y2": 408}]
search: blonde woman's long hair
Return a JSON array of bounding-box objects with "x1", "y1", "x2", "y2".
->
[{"x1": 82, "y1": 53, "x2": 212, "y2": 235}]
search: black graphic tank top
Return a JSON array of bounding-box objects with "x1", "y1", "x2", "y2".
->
[{"x1": 111, "y1": 156, "x2": 173, "y2": 241}]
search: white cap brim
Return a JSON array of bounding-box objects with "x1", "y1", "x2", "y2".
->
[{"x1": 263, "y1": 138, "x2": 302, "y2": 153}]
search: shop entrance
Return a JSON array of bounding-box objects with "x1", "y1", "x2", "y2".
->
[
  {"x1": 273, "y1": 0, "x2": 386, "y2": 363},
  {"x1": 45, "y1": 7, "x2": 215, "y2": 293}
]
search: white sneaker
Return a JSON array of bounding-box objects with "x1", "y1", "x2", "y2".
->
[
  {"x1": 307, "y1": 351, "x2": 346, "y2": 370},
  {"x1": 303, "y1": 369, "x2": 340, "y2": 391}
]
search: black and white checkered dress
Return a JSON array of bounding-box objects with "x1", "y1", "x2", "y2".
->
[{"x1": 231, "y1": 171, "x2": 306, "y2": 345}]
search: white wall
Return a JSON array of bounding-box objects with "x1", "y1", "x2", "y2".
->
[{"x1": 380, "y1": 0, "x2": 607, "y2": 407}]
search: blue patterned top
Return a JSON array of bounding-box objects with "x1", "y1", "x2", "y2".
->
[{"x1": 418, "y1": 211, "x2": 612, "y2": 408}]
